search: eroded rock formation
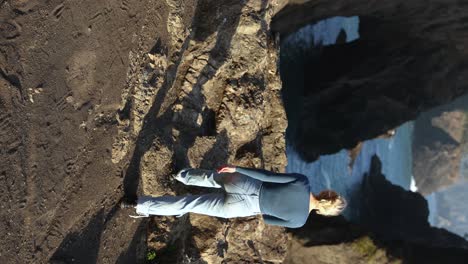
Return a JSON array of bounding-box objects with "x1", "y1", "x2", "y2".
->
[{"x1": 273, "y1": 1, "x2": 468, "y2": 161}]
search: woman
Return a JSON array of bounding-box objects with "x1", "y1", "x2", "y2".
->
[{"x1": 122, "y1": 166, "x2": 346, "y2": 228}]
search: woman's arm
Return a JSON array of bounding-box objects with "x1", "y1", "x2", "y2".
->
[
  {"x1": 262, "y1": 215, "x2": 300, "y2": 228},
  {"x1": 175, "y1": 168, "x2": 221, "y2": 188},
  {"x1": 235, "y1": 166, "x2": 298, "y2": 183}
]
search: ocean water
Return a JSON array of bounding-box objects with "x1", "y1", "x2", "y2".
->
[
  {"x1": 286, "y1": 123, "x2": 413, "y2": 220},
  {"x1": 281, "y1": 15, "x2": 468, "y2": 238},
  {"x1": 428, "y1": 182, "x2": 468, "y2": 237},
  {"x1": 461, "y1": 154, "x2": 468, "y2": 181},
  {"x1": 281, "y1": 16, "x2": 413, "y2": 221}
]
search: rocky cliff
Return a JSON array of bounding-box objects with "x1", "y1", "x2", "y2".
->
[
  {"x1": 2, "y1": 0, "x2": 468, "y2": 263},
  {"x1": 272, "y1": 0, "x2": 468, "y2": 161}
]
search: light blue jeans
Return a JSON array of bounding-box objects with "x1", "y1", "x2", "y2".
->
[{"x1": 135, "y1": 169, "x2": 262, "y2": 218}]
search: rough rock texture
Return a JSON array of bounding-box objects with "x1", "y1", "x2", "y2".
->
[
  {"x1": 432, "y1": 111, "x2": 466, "y2": 143},
  {"x1": 272, "y1": 0, "x2": 468, "y2": 161},
  {"x1": 413, "y1": 139, "x2": 461, "y2": 195},
  {"x1": 413, "y1": 96, "x2": 468, "y2": 194},
  {"x1": 286, "y1": 237, "x2": 399, "y2": 264},
  {"x1": 113, "y1": 0, "x2": 290, "y2": 263},
  {"x1": 285, "y1": 215, "x2": 400, "y2": 264}
]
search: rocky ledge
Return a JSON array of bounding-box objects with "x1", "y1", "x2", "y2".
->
[
  {"x1": 2, "y1": 0, "x2": 468, "y2": 263},
  {"x1": 113, "y1": 0, "x2": 290, "y2": 263}
]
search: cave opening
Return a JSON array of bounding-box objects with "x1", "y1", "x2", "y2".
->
[{"x1": 276, "y1": 11, "x2": 468, "y2": 261}]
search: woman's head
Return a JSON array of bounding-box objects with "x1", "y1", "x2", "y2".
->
[{"x1": 313, "y1": 190, "x2": 347, "y2": 216}]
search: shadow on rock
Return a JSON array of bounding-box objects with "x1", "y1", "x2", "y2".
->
[
  {"x1": 50, "y1": 210, "x2": 105, "y2": 264},
  {"x1": 362, "y1": 155, "x2": 468, "y2": 263},
  {"x1": 287, "y1": 155, "x2": 468, "y2": 263},
  {"x1": 290, "y1": 213, "x2": 365, "y2": 247},
  {"x1": 361, "y1": 155, "x2": 468, "y2": 248},
  {"x1": 116, "y1": 220, "x2": 147, "y2": 264},
  {"x1": 122, "y1": 0, "x2": 246, "y2": 201},
  {"x1": 199, "y1": 130, "x2": 229, "y2": 169},
  {"x1": 171, "y1": 0, "x2": 247, "y2": 170}
]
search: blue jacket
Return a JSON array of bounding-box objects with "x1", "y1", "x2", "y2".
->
[{"x1": 236, "y1": 167, "x2": 310, "y2": 228}]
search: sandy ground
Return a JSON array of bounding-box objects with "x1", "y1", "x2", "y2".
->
[{"x1": 0, "y1": 1, "x2": 182, "y2": 263}]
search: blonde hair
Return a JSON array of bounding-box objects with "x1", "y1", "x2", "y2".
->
[{"x1": 314, "y1": 190, "x2": 347, "y2": 216}]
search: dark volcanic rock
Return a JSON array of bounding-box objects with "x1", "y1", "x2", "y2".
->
[
  {"x1": 273, "y1": 1, "x2": 468, "y2": 161},
  {"x1": 360, "y1": 156, "x2": 468, "y2": 249}
]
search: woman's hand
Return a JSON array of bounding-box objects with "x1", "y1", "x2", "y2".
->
[{"x1": 217, "y1": 165, "x2": 236, "y2": 174}]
